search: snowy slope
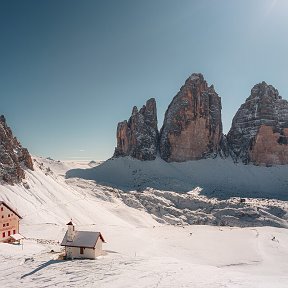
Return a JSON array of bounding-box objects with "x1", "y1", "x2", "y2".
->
[
  {"x1": 0, "y1": 157, "x2": 288, "y2": 287},
  {"x1": 0, "y1": 157, "x2": 157, "y2": 237},
  {"x1": 66, "y1": 156, "x2": 288, "y2": 199}
]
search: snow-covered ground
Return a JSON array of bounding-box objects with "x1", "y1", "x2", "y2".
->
[
  {"x1": 0, "y1": 157, "x2": 288, "y2": 287},
  {"x1": 66, "y1": 156, "x2": 288, "y2": 200}
]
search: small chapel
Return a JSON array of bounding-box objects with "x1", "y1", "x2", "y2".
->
[{"x1": 61, "y1": 220, "x2": 105, "y2": 260}]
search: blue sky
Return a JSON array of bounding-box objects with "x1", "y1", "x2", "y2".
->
[{"x1": 1, "y1": 0, "x2": 287, "y2": 160}]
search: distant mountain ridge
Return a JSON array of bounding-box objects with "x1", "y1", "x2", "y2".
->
[
  {"x1": 114, "y1": 73, "x2": 288, "y2": 166},
  {"x1": 0, "y1": 115, "x2": 33, "y2": 184}
]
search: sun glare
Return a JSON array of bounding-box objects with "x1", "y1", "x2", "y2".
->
[{"x1": 265, "y1": 0, "x2": 288, "y2": 16}]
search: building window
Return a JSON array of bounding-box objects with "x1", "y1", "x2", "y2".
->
[
  {"x1": 1, "y1": 216, "x2": 3, "y2": 218},
  {"x1": 80, "y1": 247, "x2": 84, "y2": 254},
  {"x1": 3, "y1": 224, "x2": 5, "y2": 227},
  {"x1": 13, "y1": 230, "x2": 16, "y2": 234},
  {"x1": 8, "y1": 231, "x2": 11, "y2": 236},
  {"x1": 8, "y1": 214, "x2": 10, "y2": 217},
  {"x1": 2, "y1": 232, "x2": 5, "y2": 238},
  {"x1": 1, "y1": 207, "x2": 3, "y2": 211},
  {"x1": 7, "y1": 223, "x2": 9, "y2": 226}
]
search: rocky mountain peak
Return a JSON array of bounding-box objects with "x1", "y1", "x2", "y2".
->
[
  {"x1": 0, "y1": 115, "x2": 6, "y2": 123},
  {"x1": 249, "y1": 81, "x2": 280, "y2": 101},
  {"x1": 132, "y1": 106, "x2": 138, "y2": 116},
  {"x1": 227, "y1": 82, "x2": 288, "y2": 165},
  {"x1": 113, "y1": 98, "x2": 159, "y2": 160},
  {"x1": 0, "y1": 115, "x2": 34, "y2": 184},
  {"x1": 113, "y1": 75, "x2": 288, "y2": 166},
  {"x1": 187, "y1": 72, "x2": 203, "y2": 80},
  {"x1": 159, "y1": 73, "x2": 223, "y2": 162}
]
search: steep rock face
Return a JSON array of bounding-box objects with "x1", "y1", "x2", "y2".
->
[
  {"x1": 0, "y1": 115, "x2": 34, "y2": 184},
  {"x1": 227, "y1": 82, "x2": 288, "y2": 165},
  {"x1": 250, "y1": 126, "x2": 288, "y2": 165},
  {"x1": 159, "y1": 73, "x2": 223, "y2": 162},
  {"x1": 113, "y1": 98, "x2": 159, "y2": 160}
]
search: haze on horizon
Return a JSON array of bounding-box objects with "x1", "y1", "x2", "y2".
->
[{"x1": 1, "y1": 0, "x2": 287, "y2": 161}]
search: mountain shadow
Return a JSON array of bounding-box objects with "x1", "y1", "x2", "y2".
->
[{"x1": 65, "y1": 157, "x2": 288, "y2": 201}]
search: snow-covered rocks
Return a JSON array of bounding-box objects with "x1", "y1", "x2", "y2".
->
[{"x1": 117, "y1": 188, "x2": 288, "y2": 228}]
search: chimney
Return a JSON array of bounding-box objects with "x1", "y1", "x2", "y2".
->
[{"x1": 66, "y1": 220, "x2": 75, "y2": 242}]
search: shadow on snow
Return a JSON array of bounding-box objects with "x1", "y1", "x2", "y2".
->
[
  {"x1": 65, "y1": 157, "x2": 288, "y2": 201},
  {"x1": 21, "y1": 260, "x2": 65, "y2": 279}
]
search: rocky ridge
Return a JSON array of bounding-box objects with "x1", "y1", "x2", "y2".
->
[
  {"x1": 0, "y1": 115, "x2": 33, "y2": 184},
  {"x1": 227, "y1": 82, "x2": 288, "y2": 165},
  {"x1": 113, "y1": 98, "x2": 158, "y2": 160},
  {"x1": 113, "y1": 74, "x2": 288, "y2": 166},
  {"x1": 114, "y1": 74, "x2": 224, "y2": 162}
]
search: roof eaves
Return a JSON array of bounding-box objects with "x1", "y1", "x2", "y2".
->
[
  {"x1": 60, "y1": 243, "x2": 95, "y2": 248},
  {"x1": 0, "y1": 201, "x2": 22, "y2": 219},
  {"x1": 99, "y1": 233, "x2": 106, "y2": 243}
]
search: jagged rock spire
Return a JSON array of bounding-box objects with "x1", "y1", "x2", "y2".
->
[
  {"x1": 159, "y1": 73, "x2": 223, "y2": 162},
  {"x1": 113, "y1": 98, "x2": 159, "y2": 160},
  {"x1": 113, "y1": 75, "x2": 288, "y2": 166}
]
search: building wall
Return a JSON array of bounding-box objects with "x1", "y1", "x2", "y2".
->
[
  {"x1": 66, "y1": 239, "x2": 103, "y2": 259},
  {"x1": 66, "y1": 246, "x2": 96, "y2": 259},
  {"x1": 0, "y1": 203, "x2": 20, "y2": 242},
  {"x1": 95, "y1": 238, "x2": 103, "y2": 257}
]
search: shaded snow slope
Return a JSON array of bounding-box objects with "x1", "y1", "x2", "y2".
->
[
  {"x1": 66, "y1": 156, "x2": 288, "y2": 200},
  {"x1": 0, "y1": 157, "x2": 157, "y2": 239}
]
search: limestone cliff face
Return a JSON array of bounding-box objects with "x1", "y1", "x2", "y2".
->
[
  {"x1": 0, "y1": 115, "x2": 34, "y2": 184},
  {"x1": 113, "y1": 75, "x2": 288, "y2": 166},
  {"x1": 113, "y1": 98, "x2": 158, "y2": 160},
  {"x1": 227, "y1": 82, "x2": 288, "y2": 165},
  {"x1": 159, "y1": 73, "x2": 223, "y2": 162},
  {"x1": 250, "y1": 126, "x2": 288, "y2": 165}
]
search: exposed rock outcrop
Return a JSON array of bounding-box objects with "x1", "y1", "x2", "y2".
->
[
  {"x1": 227, "y1": 82, "x2": 288, "y2": 165},
  {"x1": 0, "y1": 115, "x2": 34, "y2": 184},
  {"x1": 159, "y1": 73, "x2": 223, "y2": 162},
  {"x1": 113, "y1": 98, "x2": 158, "y2": 160}
]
